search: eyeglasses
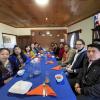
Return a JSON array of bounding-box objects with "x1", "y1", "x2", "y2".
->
[{"x1": 76, "y1": 44, "x2": 83, "y2": 45}]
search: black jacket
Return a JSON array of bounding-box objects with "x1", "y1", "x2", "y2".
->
[
  {"x1": 72, "y1": 49, "x2": 87, "y2": 73},
  {"x1": 0, "y1": 61, "x2": 14, "y2": 87},
  {"x1": 76, "y1": 58, "x2": 100, "y2": 97}
]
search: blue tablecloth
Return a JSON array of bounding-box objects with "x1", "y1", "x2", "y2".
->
[{"x1": 0, "y1": 56, "x2": 76, "y2": 100}]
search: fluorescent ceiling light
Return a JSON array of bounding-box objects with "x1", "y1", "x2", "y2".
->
[{"x1": 34, "y1": 0, "x2": 49, "y2": 7}]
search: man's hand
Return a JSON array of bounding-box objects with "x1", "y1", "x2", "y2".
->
[
  {"x1": 74, "y1": 83, "x2": 81, "y2": 94},
  {"x1": 66, "y1": 64, "x2": 72, "y2": 68},
  {"x1": 75, "y1": 87, "x2": 81, "y2": 94},
  {"x1": 66, "y1": 67, "x2": 73, "y2": 73}
]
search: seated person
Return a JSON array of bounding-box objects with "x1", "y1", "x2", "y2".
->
[
  {"x1": 71, "y1": 41, "x2": 100, "y2": 100},
  {"x1": 38, "y1": 44, "x2": 44, "y2": 54},
  {"x1": 38, "y1": 44, "x2": 43, "y2": 51},
  {"x1": 34, "y1": 42, "x2": 39, "y2": 54},
  {"x1": 56, "y1": 42, "x2": 65, "y2": 61},
  {"x1": 9, "y1": 45, "x2": 29, "y2": 74},
  {"x1": 65, "y1": 39, "x2": 87, "y2": 78},
  {"x1": 0, "y1": 48, "x2": 13, "y2": 87},
  {"x1": 61, "y1": 44, "x2": 75, "y2": 66},
  {"x1": 49, "y1": 42, "x2": 55, "y2": 52},
  {"x1": 24, "y1": 45, "x2": 35, "y2": 59},
  {"x1": 31, "y1": 43, "x2": 37, "y2": 56},
  {"x1": 53, "y1": 43, "x2": 60, "y2": 57}
]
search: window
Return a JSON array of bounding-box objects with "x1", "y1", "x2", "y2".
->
[
  {"x1": 67, "y1": 29, "x2": 81, "y2": 48},
  {"x1": 70, "y1": 33, "x2": 75, "y2": 48}
]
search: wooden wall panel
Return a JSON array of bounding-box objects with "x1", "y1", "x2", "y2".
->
[
  {"x1": 17, "y1": 30, "x2": 66, "y2": 49},
  {"x1": 31, "y1": 30, "x2": 66, "y2": 48},
  {"x1": 17, "y1": 36, "x2": 31, "y2": 50}
]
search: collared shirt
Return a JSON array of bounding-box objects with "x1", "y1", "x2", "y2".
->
[{"x1": 88, "y1": 61, "x2": 92, "y2": 69}]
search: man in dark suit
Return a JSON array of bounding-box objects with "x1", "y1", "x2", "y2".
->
[{"x1": 74, "y1": 42, "x2": 100, "y2": 100}]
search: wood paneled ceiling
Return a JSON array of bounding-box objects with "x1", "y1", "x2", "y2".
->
[{"x1": 0, "y1": 0, "x2": 100, "y2": 28}]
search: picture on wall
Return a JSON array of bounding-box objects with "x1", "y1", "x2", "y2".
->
[
  {"x1": 2, "y1": 33, "x2": 17, "y2": 48},
  {"x1": 3, "y1": 35, "x2": 11, "y2": 43}
]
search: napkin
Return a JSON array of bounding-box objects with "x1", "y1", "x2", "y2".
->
[
  {"x1": 51, "y1": 65, "x2": 62, "y2": 70},
  {"x1": 46, "y1": 61, "x2": 54, "y2": 64},
  {"x1": 46, "y1": 84, "x2": 56, "y2": 96},
  {"x1": 27, "y1": 84, "x2": 43, "y2": 95},
  {"x1": 26, "y1": 84, "x2": 56, "y2": 96}
]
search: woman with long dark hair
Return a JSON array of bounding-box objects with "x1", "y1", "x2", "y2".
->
[
  {"x1": 9, "y1": 45, "x2": 29, "y2": 74},
  {"x1": 0, "y1": 48, "x2": 13, "y2": 87},
  {"x1": 24, "y1": 45, "x2": 35, "y2": 59}
]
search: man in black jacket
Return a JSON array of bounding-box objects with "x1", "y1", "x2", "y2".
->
[{"x1": 74, "y1": 42, "x2": 100, "y2": 100}]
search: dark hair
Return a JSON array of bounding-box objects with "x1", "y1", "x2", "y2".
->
[
  {"x1": 0, "y1": 48, "x2": 10, "y2": 73},
  {"x1": 88, "y1": 39, "x2": 100, "y2": 51},
  {"x1": 12, "y1": 45, "x2": 27, "y2": 62},
  {"x1": 0, "y1": 48, "x2": 10, "y2": 54},
  {"x1": 87, "y1": 44, "x2": 100, "y2": 51},
  {"x1": 24, "y1": 45, "x2": 31, "y2": 52},
  {"x1": 13, "y1": 45, "x2": 23, "y2": 56},
  {"x1": 76, "y1": 39, "x2": 85, "y2": 45},
  {"x1": 0, "y1": 61, "x2": 8, "y2": 74},
  {"x1": 13, "y1": 45, "x2": 19, "y2": 50}
]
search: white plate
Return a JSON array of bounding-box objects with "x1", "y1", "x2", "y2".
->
[{"x1": 8, "y1": 80, "x2": 32, "y2": 94}]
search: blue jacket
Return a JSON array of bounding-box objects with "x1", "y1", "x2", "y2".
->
[{"x1": 9, "y1": 54, "x2": 30, "y2": 74}]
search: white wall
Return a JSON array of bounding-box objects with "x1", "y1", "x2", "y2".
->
[
  {"x1": 68, "y1": 17, "x2": 94, "y2": 45},
  {"x1": 0, "y1": 16, "x2": 94, "y2": 47},
  {"x1": 15, "y1": 27, "x2": 67, "y2": 35},
  {"x1": 15, "y1": 28, "x2": 31, "y2": 35},
  {"x1": 0, "y1": 23, "x2": 17, "y2": 48}
]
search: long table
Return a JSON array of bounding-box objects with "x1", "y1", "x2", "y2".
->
[{"x1": 0, "y1": 55, "x2": 76, "y2": 100}]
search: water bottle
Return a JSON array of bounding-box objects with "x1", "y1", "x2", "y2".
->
[{"x1": 33, "y1": 61, "x2": 41, "y2": 75}]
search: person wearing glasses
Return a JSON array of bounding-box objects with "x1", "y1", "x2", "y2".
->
[{"x1": 65, "y1": 39, "x2": 87, "y2": 78}]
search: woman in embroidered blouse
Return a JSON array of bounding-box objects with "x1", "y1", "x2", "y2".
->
[
  {"x1": 0, "y1": 48, "x2": 13, "y2": 87},
  {"x1": 24, "y1": 45, "x2": 35, "y2": 59},
  {"x1": 9, "y1": 45, "x2": 29, "y2": 74}
]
